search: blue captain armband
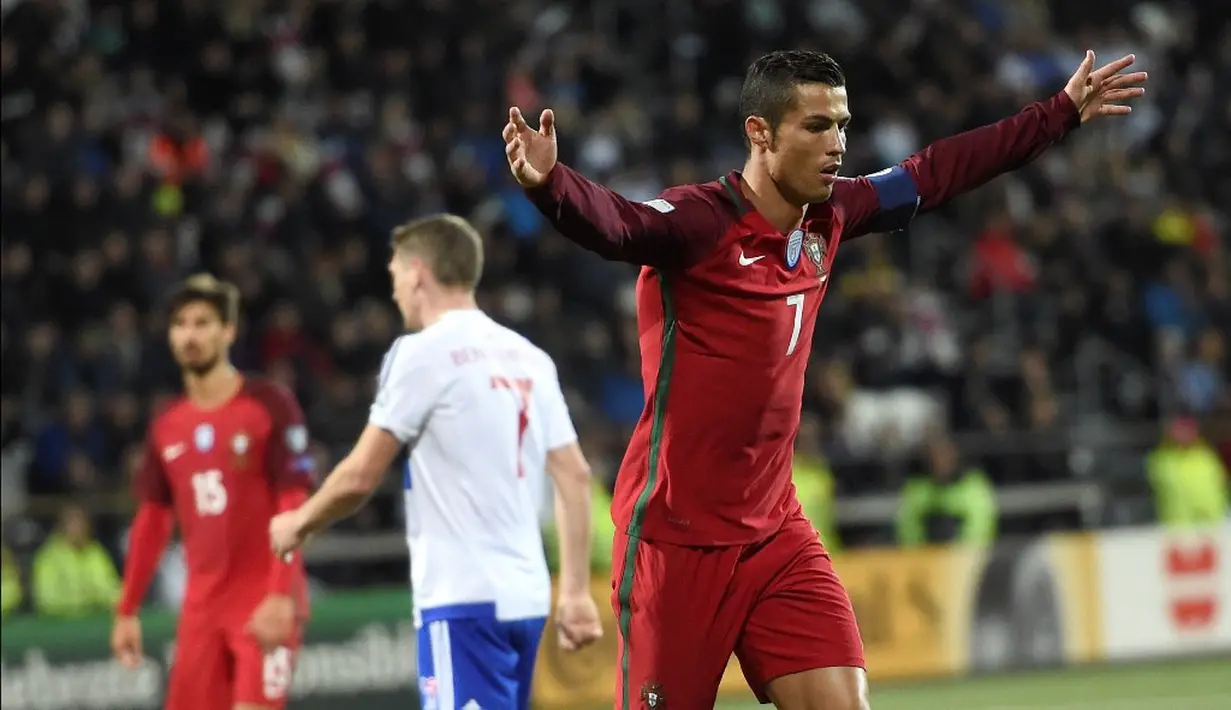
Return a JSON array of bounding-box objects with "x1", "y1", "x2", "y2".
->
[{"x1": 863, "y1": 165, "x2": 921, "y2": 233}]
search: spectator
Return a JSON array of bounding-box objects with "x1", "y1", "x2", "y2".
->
[
  {"x1": 970, "y1": 210, "x2": 1038, "y2": 300},
  {"x1": 1144, "y1": 258, "x2": 1206, "y2": 343},
  {"x1": 30, "y1": 390, "x2": 109, "y2": 493},
  {"x1": 820, "y1": 359, "x2": 942, "y2": 460},
  {"x1": 1, "y1": 544, "x2": 22, "y2": 616},
  {"x1": 897, "y1": 434, "x2": 998, "y2": 547},
  {"x1": 0, "y1": 0, "x2": 1226, "y2": 589},
  {"x1": 1147, "y1": 416, "x2": 1229, "y2": 527},
  {"x1": 261, "y1": 300, "x2": 332, "y2": 377},
  {"x1": 1176, "y1": 328, "x2": 1227, "y2": 416},
  {"x1": 1025, "y1": 394, "x2": 1070, "y2": 481},
  {"x1": 147, "y1": 109, "x2": 210, "y2": 188},
  {"x1": 31, "y1": 504, "x2": 121, "y2": 617}
]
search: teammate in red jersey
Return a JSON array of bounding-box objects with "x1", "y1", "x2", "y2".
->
[
  {"x1": 110, "y1": 274, "x2": 316, "y2": 710},
  {"x1": 504, "y1": 49, "x2": 1146, "y2": 709}
]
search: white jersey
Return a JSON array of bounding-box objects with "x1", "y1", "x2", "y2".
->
[{"x1": 369, "y1": 309, "x2": 577, "y2": 626}]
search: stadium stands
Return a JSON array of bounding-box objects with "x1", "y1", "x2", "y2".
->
[{"x1": 1, "y1": 0, "x2": 1227, "y2": 598}]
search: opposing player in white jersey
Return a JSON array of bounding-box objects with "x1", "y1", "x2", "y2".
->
[{"x1": 270, "y1": 214, "x2": 603, "y2": 709}]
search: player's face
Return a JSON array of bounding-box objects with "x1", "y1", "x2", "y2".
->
[
  {"x1": 760, "y1": 83, "x2": 850, "y2": 205},
  {"x1": 168, "y1": 301, "x2": 234, "y2": 376},
  {"x1": 389, "y1": 253, "x2": 425, "y2": 330}
]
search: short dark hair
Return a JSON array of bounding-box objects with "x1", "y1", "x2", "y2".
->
[
  {"x1": 166, "y1": 273, "x2": 241, "y2": 325},
  {"x1": 738, "y1": 50, "x2": 846, "y2": 144},
  {"x1": 391, "y1": 214, "x2": 484, "y2": 290}
]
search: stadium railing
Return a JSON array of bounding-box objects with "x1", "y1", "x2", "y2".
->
[{"x1": 3, "y1": 423, "x2": 1172, "y2": 565}]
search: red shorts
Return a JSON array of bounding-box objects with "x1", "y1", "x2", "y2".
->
[
  {"x1": 611, "y1": 511, "x2": 864, "y2": 709},
  {"x1": 165, "y1": 614, "x2": 301, "y2": 710}
]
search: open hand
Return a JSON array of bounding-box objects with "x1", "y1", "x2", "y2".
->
[
  {"x1": 503, "y1": 107, "x2": 557, "y2": 188},
  {"x1": 555, "y1": 591, "x2": 603, "y2": 652},
  {"x1": 1064, "y1": 51, "x2": 1148, "y2": 124}
]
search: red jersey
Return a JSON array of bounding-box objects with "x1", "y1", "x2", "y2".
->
[
  {"x1": 528, "y1": 91, "x2": 1079, "y2": 545},
  {"x1": 134, "y1": 377, "x2": 315, "y2": 619}
]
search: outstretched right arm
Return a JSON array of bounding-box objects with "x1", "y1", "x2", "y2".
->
[
  {"x1": 116, "y1": 426, "x2": 175, "y2": 616},
  {"x1": 525, "y1": 165, "x2": 723, "y2": 268},
  {"x1": 506, "y1": 106, "x2": 723, "y2": 267}
]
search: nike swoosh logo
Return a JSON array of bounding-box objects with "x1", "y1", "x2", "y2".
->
[{"x1": 738, "y1": 251, "x2": 766, "y2": 266}]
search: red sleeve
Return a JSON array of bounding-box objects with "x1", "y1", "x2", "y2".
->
[
  {"x1": 839, "y1": 91, "x2": 1081, "y2": 239},
  {"x1": 249, "y1": 379, "x2": 317, "y2": 492},
  {"x1": 117, "y1": 503, "x2": 174, "y2": 615},
  {"x1": 133, "y1": 420, "x2": 173, "y2": 505},
  {"x1": 524, "y1": 163, "x2": 727, "y2": 268},
  {"x1": 248, "y1": 380, "x2": 317, "y2": 596},
  {"x1": 119, "y1": 422, "x2": 175, "y2": 615}
]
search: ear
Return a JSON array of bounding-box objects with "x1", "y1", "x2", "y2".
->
[
  {"x1": 407, "y1": 256, "x2": 431, "y2": 288},
  {"x1": 744, "y1": 116, "x2": 773, "y2": 150}
]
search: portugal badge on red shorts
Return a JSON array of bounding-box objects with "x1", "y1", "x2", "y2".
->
[{"x1": 640, "y1": 681, "x2": 665, "y2": 708}]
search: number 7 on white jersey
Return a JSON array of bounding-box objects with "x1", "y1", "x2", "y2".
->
[
  {"x1": 491, "y1": 376, "x2": 533, "y2": 478},
  {"x1": 785, "y1": 293, "x2": 805, "y2": 356}
]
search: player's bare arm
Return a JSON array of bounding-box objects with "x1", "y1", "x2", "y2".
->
[
  {"x1": 505, "y1": 107, "x2": 723, "y2": 267},
  {"x1": 545, "y1": 442, "x2": 604, "y2": 651},
  {"x1": 842, "y1": 52, "x2": 1147, "y2": 238},
  {"x1": 269, "y1": 425, "x2": 401, "y2": 557}
]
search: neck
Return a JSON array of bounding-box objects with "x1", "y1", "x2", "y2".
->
[
  {"x1": 183, "y1": 363, "x2": 242, "y2": 409},
  {"x1": 741, "y1": 156, "x2": 806, "y2": 234},
  {"x1": 421, "y1": 290, "x2": 479, "y2": 328}
]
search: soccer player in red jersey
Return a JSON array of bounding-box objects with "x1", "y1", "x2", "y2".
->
[
  {"x1": 504, "y1": 49, "x2": 1146, "y2": 709},
  {"x1": 111, "y1": 274, "x2": 316, "y2": 710}
]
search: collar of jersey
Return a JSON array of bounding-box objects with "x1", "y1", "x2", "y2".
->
[{"x1": 431, "y1": 308, "x2": 486, "y2": 327}]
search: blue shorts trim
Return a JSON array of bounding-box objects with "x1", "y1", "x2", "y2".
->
[
  {"x1": 420, "y1": 602, "x2": 502, "y2": 624},
  {"x1": 417, "y1": 606, "x2": 546, "y2": 710}
]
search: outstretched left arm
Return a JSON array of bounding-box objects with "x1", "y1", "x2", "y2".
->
[
  {"x1": 842, "y1": 52, "x2": 1146, "y2": 238},
  {"x1": 841, "y1": 91, "x2": 1078, "y2": 238},
  {"x1": 909, "y1": 91, "x2": 1080, "y2": 215}
]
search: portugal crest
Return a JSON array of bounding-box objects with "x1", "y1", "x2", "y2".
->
[
  {"x1": 231, "y1": 431, "x2": 250, "y2": 468},
  {"x1": 804, "y1": 232, "x2": 827, "y2": 279},
  {"x1": 640, "y1": 681, "x2": 665, "y2": 709}
]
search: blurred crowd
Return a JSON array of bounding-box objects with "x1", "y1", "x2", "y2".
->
[{"x1": 1, "y1": 0, "x2": 1228, "y2": 607}]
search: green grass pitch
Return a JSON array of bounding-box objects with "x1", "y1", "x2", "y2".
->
[{"x1": 716, "y1": 657, "x2": 1231, "y2": 710}]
